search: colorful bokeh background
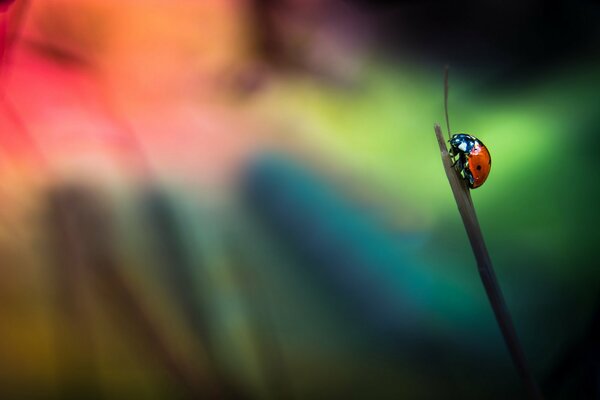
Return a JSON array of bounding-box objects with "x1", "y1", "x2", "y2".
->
[{"x1": 0, "y1": 0, "x2": 599, "y2": 398}]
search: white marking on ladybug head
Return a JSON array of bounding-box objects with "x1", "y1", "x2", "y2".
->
[{"x1": 458, "y1": 142, "x2": 467, "y2": 152}]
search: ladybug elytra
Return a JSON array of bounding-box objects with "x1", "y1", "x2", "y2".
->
[{"x1": 448, "y1": 133, "x2": 491, "y2": 189}]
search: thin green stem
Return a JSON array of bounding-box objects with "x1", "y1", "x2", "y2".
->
[{"x1": 444, "y1": 66, "x2": 451, "y2": 140}]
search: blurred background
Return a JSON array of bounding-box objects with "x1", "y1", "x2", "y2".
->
[{"x1": 0, "y1": 0, "x2": 599, "y2": 398}]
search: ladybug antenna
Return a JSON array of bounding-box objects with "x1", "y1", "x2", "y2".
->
[{"x1": 444, "y1": 65, "x2": 451, "y2": 140}]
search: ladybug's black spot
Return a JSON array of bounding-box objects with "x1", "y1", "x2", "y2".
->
[{"x1": 476, "y1": 165, "x2": 482, "y2": 170}]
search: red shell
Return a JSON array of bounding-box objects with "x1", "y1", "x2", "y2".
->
[{"x1": 467, "y1": 142, "x2": 491, "y2": 188}]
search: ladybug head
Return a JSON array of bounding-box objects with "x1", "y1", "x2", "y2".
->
[{"x1": 449, "y1": 133, "x2": 475, "y2": 154}]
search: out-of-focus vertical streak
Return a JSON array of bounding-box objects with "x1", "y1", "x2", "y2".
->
[
  {"x1": 246, "y1": 0, "x2": 281, "y2": 67},
  {"x1": 224, "y1": 224, "x2": 294, "y2": 400},
  {"x1": 45, "y1": 186, "x2": 105, "y2": 398},
  {"x1": 45, "y1": 185, "x2": 219, "y2": 398},
  {"x1": 139, "y1": 187, "x2": 248, "y2": 399}
]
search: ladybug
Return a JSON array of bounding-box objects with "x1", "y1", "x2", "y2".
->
[{"x1": 448, "y1": 133, "x2": 491, "y2": 189}]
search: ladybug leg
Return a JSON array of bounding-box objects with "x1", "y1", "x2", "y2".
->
[
  {"x1": 451, "y1": 157, "x2": 459, "y2": 168},
  {"x1": 462, "y1": 158, "x2": 475, "y2": 186},
  {"x1": 466, "y1": 171, "x2": 475, "y2": 186},
  {"x1": 454, "y1": 154, "x2": 473, "y2": 186},
  {"x1": 453, "y1": 153, "x2": 466, "y2": 170},
  {"x1": 450, "y1": 151, "x2": 462, "y2": 169}
]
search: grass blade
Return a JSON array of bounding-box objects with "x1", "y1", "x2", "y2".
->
[{"x1": 434, "y1": 124, "x2": 543, "y2": 400}]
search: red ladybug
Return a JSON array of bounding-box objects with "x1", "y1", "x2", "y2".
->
[{"x1": 449, "y1": 133, "x2": 491, "y2": 189}]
